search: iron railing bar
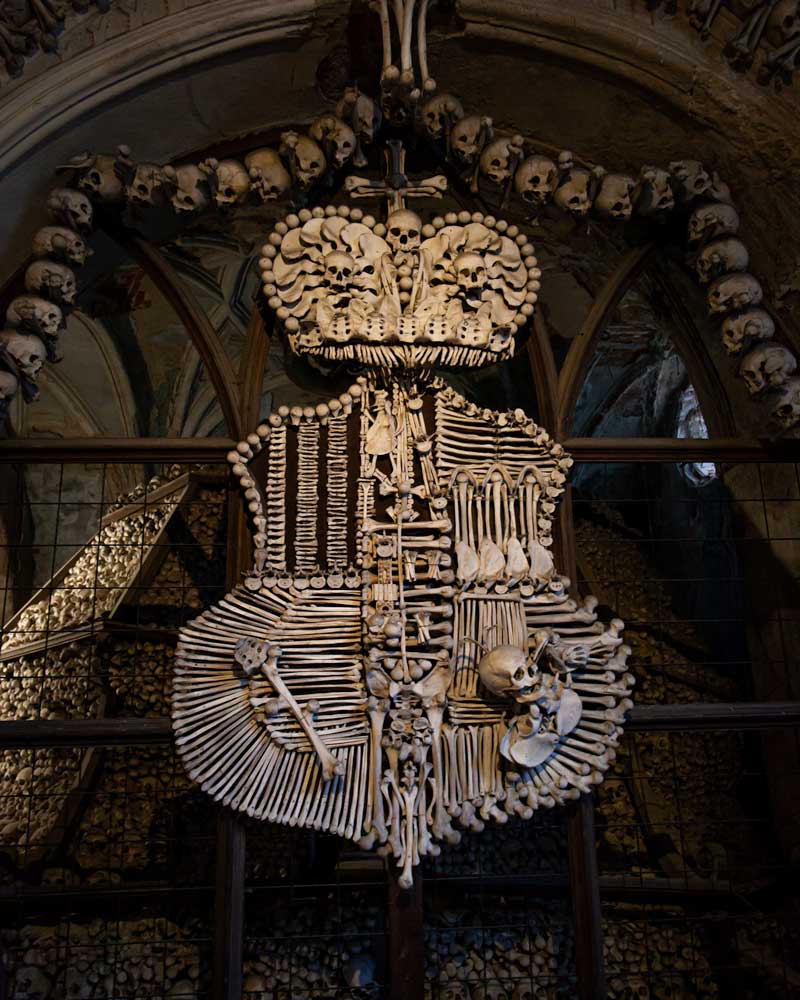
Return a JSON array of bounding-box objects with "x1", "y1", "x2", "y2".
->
[
  {"x1": 0, "y1": 438, "x2": 236, "y2": 463},
  {"x1": 562, "y1": 437, "x2": 800, "y2": 462}
]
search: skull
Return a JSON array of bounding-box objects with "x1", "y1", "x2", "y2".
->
[
  {"x1": 769, "y1": 0, "x2": 800, "y2": 40},
  {"x1": 31, "y1": 226, "x2": 91, "y2": 266},
  {"x1": 421, "y1": 93, "x2": 464, "y2": 139},
  {"x1": 25, "y1": 260, "x2": 77, "y2": 305},
  {"x1": 243, "y1": 149, "x2": 291, "y2": 203},
  {"x1": 455, "y1": 252, "x2": 487, "y2": 309},
  {"x1": 554, "y1": 167, "x2": 594, "y2": 217},
  {"x1": 386, "y1": 209, "x2": 422, "y2": 260},
  {"x1": 514, "y1": 155, "x2": 558, "y2": 207},
  {"x1": 162, "y1": 164, "x2": 210, "y2": 213},
  {"x1": 6, "y1": 296, "x2": 63, "y2": 337},
  {"x1": 594, "y1": 172, "x2": 636, "y2": 219},
  {"x1": 0, "y1": 330, "x2": 47, "y2": 381},
  {"x1": 479, "y1": 134, "x2": 524, "y2": 185},
  {"x1": 688, "y1": 201, "x2": 740, "y2": 243},
  {"x1": 309, "y1": 115, "x2": 356, "y2": 169},
  {"x1": 199, "y1": 158, "x2": 251, "y2": 206},
  {"x1": 279, "y1": 132, "x2": 326, "y2": 189},
  {"x1": 694, "y1": 237, "x2": 749, "y2": 283},
  {"x1": 0, "y1": 369, "x2": 19, "y2": 414},
  {"x1": 125, "y1": 163, "x2": 166, "y2": 205},
  {"x1": 670, "y1": 159, "x2": 712, "y2": 201},
  {"x1": 721, "y1": 308, "x2": 775, "y2": 355},
  {"x1": 46, "y1": 187, "x2": 93, "y2": 231},
  {"x1": 60, "y1": 145, "x2": 131, "y2": 202},
  {"x1": 450, "y1": 115, "x2": 493, "y2": 164},
  {"x1": 478, "y1": 644, "x2": 534, "y2": 699},
  {"x1": 336, "y1": 87, "x2": 382, "y2": 142},
  {"x1": 771, "y1": 376, "x2": 800, "y2": 429},
  {"x1": 471, "y1": 981, "x2": 509, "y2": 1000},
  {"x1": 707, "y1": 272, "x2": 762, "y2": 314},
  {"x1": 739, "y1": 343, "x2": 797, "y2": 394},
  {"x1": 324, "y1": 251, "x2": 355, "y2": 293},
  {"x1": 441, "y1": 986, "x2": 471, "y2": 1000},
  {"x1": 635, "y1": 166, "x2": 675, "y2": 215}
]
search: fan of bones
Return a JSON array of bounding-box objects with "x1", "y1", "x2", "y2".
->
[{"x1": 174, "y1": 144, "x2": 634, "y2": 887}]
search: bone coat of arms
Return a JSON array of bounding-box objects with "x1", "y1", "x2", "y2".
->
[{"x1": 174, "y1": 145, "x2": 634, "y2": 887}]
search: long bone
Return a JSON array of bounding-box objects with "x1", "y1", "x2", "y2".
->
[{"x1": 235, "y1": 638, "x2": 344, "y2": 781}]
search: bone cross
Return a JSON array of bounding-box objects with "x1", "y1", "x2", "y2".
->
[{"x1": 344, "y1": 139, "x2": 447, "y2": 213}]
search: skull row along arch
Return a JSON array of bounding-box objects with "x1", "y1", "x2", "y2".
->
[{"x1": 1, "y1": 90, "x2": 798, "y2": 431}]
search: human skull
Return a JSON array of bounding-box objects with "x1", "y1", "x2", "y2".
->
[
  {"x1": 455, "y1": 252, "x2": 487, "y2": 309},
  {"x1": 162, "y1": 164, "x2": 210, "y2": 213},
  {"x1": 478, "y1": 644, "x2": 535, "y2": 699},
  {"x1": 554, "y1": 167, "x2": 594, "y2": 217},
  {"x1": 440, "y1": 985, "x2": 470, "y2": 1000},
  {"x1": 279, "y1": 132, "x2": 327, "y2": 189},
  {"x1": 6, "y1": 296, "x2": 63, "y2": 337},
  {"x1": 61, "y1": 146, "x2": 131, "y2": 202},
  {"x1": 125, "y1": 163, "x2": 166, "y2": 205},
  {"x1": 694, "y1": 237, "x2": 749, "y2": 283},
  {"x1": 771, "y1": 376, "x2": 800, "y2": 429},
  {"x1": 471, "y1": 980, "x2": 509, "y2": 1000},
  {"x1": 0, "y1": 330, "x2": 47, "y2": 381},
  {"x1": 386, "y1": 209, "x2": 422, "y2": 259},
  {"x1": 31, "y1": 226, "x2": 91, "y2": 266},
  {"x1": 514, "y1": 155, "x2": 558, "y2": 207},
  {"x1": 688, "y1": 201, "x2": 740, "y2": 243},
  {"x1": 199, "y1": 158, "x2": 251, "y2": 206},
  {"x1": 479, "y1": 134, "x2": 524, "y2": 185},
  {"x1": 670, "y1": 159, "x2": 713, "y2": 201},
  {"x1": 46, "y1": 187, "x2": 93, "y2": 231},
  {"x1": 721, "y1": 308, "x2": 775, "y2": 355},
  {"x1": 594, "y1": 173, "x2": 636, "y2": 219},
  {"x1": 243, "y1": 149, "x2": 291, "y2": 203},
  {"x1": 0, "y1": 369, "x2": 19, "y2": 414},
  {"x1": 635, "y1": 166, "x2": 675, "y2": 215},
  {"x1": 769, "y1": 0, "x2": 800, "y2": 40},
  {"x1": 336, "y1": 87, "x2": 382, "y2": 141},
  {"x1": 421, "y1": 93, "x2": 464, "y2": 139},
  {"x1": 739, "y1": 343, "x2": 797, "y2": 394},
  {"x1": 707, "y1": 272, "x2": 762, "y2": 314},
  {"x1": 309, "y1": 115, "x2": 356, "y2": 169},
  {"x1": 324, "y1": 251, "x2": 355, "y2": 293},
  {"x1": 450, "y1": 115, "x2": 493, "y2": 164},
  {"x1": 25, "y1": 260, "x2": 77, "y2": 305}
]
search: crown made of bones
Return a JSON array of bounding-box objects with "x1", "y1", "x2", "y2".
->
[{"x1": 259, "y1": 144, "x2": 540, "y2": 369}]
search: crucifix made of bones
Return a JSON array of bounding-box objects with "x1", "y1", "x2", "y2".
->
[{"x1": 174, "y1": 142, "x2": 634, "y2": 887}]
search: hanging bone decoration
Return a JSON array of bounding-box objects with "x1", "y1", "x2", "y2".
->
[{"x1": 174, "y1": 142, "x2": 635, "y2": 887}]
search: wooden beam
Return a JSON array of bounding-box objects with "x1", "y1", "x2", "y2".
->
[
  {"x1": 0, "y1": 437, "x2": 235, "y2": 463},
  {"x1": 568, "y1": 795, "x2": 606, "y2": 1000},
  {"x1": 387, "y1": 866, "x2": 425, "y2": 1000},
  {"x1": 562, "y1": 437, "x2": 800, "y2": 463}
]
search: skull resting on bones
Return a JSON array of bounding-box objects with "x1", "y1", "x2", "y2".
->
[
  {"x1": 707, "y1": 273, "x2": 763, "y2": 314},
  {"x1": 6, "y1": 296, "x2": 63, "y2": 337},
  {"x1": 199, "y1": 159, "x2": 251, "y2": 206},
  {"x1": 554, "y1": 166, "x2": 595, "y2": 217},
  {"x1": 450, "y1": 115, "x2": 493, "y2": 164},
  {"x1": 31, "y1": 226, "x2": 91, "y2": 266},
  {"x1": 309, "y1": 115, "x2": 356, "y2": 169},
  {"x1": 479, "y1": 134, "x2": 524, "y2": 185},
  {"x1": 386, "y1": 209, "x2": 422, "y2": 259},
  {"x1": 739, "y1": 343, "x2": 798, "y2": 394},
  {"x1": 336, "y1": 88, "x2": 381, "y2": 141},
  {"x1": 721, "y1": 308, "x2": 775, "y2": 355},
  {"x1": 768, "y1": 0, "x2": 800, "y2": 41},
  {"x1": 279, "y1": 132, "x2": 326, "y2": 189},
  {"x1": 478, "y1": 644, "x2": 532, "y2": 699},
  {"x1": 0, "y1": 369, "x2": 19, "y2": 412},
  {"x1": 324, "y1": 251, "x2": 355, "y2": 294},
  {"x1": 243, "y1": 149, "x2": 291, "y2": 203},
  {"x1": 421, "y1": 93, "x2": 464, "y2": 139},
  {"x1": 125, "y1": 163, "x2": 167, "y2": 206},
  {"x1": 594, "y1": 172, "x2": 637, "y2": 219},
  {"x1": 454, "y1": 252, "x2": 488, "y2": 308},
  {"x1": 25, "y1": 260, "x2": 77, "y2": 305},
  {"x1": 771, "y1": 376, "x2": 800, "y2": 430},
  {"x1": 46, "y1": 187, "x2": 93, "y2": 231},
  {"x1": 0, "y1": 330, "x2": 47, "y2": 381},
  {"x1": 688, "y1": 201, "x2": 740, "y2": 243},
  {"x1": 60, "y1": 146, "x2": 131, "y2": 203},
  {"x1": 514, "y1": 155, "x2": 558, "y2": 207},
  {"x1": 162, "y1": 164, "x2": 210, "y2": 214},
  {"x1": 669, "y1": 159, "x2": 713, "y2": 200},
  {"x1": 695, "y1": 237, "x2": 749, "y2": 283}
]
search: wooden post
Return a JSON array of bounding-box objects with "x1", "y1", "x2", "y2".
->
[
  {"x1": 387, "y1": 865, "x2": 425, "y2": 1000},
  {"x1": 212, "y1": 810, "x2": 246, "y2": 1000}
]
